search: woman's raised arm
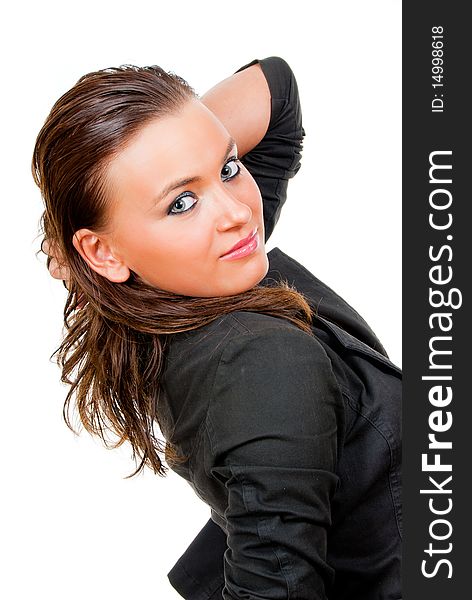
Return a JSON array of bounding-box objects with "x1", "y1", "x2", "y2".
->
[
  {"x1": 200, "y1": 62, "x2": 271, "y2": 158},
  {"x1": 206, "y1": 57, "x2": 305, "y2": 242}
]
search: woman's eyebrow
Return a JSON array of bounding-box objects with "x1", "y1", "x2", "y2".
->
[{"x1": 155, "y1": 136, "x2": 237, "y2": 203}]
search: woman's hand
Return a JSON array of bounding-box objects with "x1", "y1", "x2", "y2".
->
[{"x1": 41, "y1": 238, "x2": 70, "y2": 289}]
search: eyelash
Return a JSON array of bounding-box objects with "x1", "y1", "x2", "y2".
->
[{"x1": 167, "y1": 157, "x2": 242, "y2": 215}]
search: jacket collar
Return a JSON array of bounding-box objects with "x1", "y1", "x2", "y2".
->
[{"x1": 263, "y1": 247, "x2": 388, "y2": 357}]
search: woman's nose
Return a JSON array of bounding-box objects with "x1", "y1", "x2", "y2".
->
[{"x1": 214, "y1": 188, "x2": 252, "y2": 232}]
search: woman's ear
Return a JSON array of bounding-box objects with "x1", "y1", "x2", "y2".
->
[{"x1": 72, "y1": 229, "x2": 130, "y2": 283}]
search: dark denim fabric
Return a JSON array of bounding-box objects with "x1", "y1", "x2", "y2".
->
[{"x1": 159, "y1": 57, "x2": 402, "y2": 599}]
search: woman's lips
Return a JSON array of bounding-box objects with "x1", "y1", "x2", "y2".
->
[{"x1": 220, "y1": 229, "x2": 259, "y2": 260}]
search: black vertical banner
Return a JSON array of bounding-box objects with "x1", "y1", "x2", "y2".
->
[{"x1": 403, "y1": 2, "x2": 470, "y2": 598}]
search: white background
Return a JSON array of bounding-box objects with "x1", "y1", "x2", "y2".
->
[{"x1": 1, "y1": 1, "x2": 401, "y2": 598}]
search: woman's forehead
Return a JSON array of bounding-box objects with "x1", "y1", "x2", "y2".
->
[
  {"x1": 105, "y1": 100, "x2": 235, "y2": 204},
  {"x1": 124, "y1": 100, "x2": 231, "y2": 159}
]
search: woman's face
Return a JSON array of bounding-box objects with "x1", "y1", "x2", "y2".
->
[{"x1": 102, "y1": 99, "x2": 269, "y2": 297}]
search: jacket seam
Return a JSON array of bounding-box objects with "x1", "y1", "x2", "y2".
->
[
  {"x1": 273, "y1": 248, "x2": 388, "y2": 356},
  {"x1": 230, "y1": 467, "x2": 296, "y2": 597},
  {"x1": 188, "y1": 329, "x2": 238, "y2": 475},
  {"x1": 175, "y1": 560, "x2": 225, "y2": 600},
  {"x1": 343, "y1": 391, "x2": 403, "y2": 539},
  {"x1": 226, "y1": 313, "x2": 253, "y2": 333},
  {"x1": 191, "y1": 320, "x2": 257, "y2": 474},
  {"x1": 204, "y1": 328, "x2": 255, "y2": 459}
]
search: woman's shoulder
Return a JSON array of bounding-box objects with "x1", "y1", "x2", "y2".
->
[
  {"x1": 166, "y1": 310, "x2": 330, "y2": 388},
  {"x1": 169, "y1": 310, "x2": 319, "y2": 357},
  {"x1": 221, "y1": 310, "x2": 304, "y2": 336},
  {"x1": 161, "y1": 311, "x2": 340, "y2": 463}
]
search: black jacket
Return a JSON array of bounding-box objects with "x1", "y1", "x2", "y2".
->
[{"x1": 159, "y1": 57, "x2": 402, "y2": 600}]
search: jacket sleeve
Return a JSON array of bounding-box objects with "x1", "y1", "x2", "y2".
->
[
  {"x1": 234, "y1": 56, "x2": 305, "y2": 242},
  {"x1": 204, "y1": 325, "x2": 343, "y2": 599}
]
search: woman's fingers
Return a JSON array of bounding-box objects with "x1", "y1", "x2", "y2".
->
[
  {"x1": 41, "y1": 238, "x2": 71, "y2": 282},
  {"x1": 41, "y1": 238, "x2": 87, "y2": 308}
]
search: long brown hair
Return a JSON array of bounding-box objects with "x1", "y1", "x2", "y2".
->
[{"x1": 32, "y1": 63, "x2": 314, "y2": 477}]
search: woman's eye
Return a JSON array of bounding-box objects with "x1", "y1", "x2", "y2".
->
[
  {"x1": 168, "y1": 194, "x2": 197, "y2": 215},
  {"x1": 168, "y1": 160, "x2": 240, "y2": 215},
  {"x1": 221, "y1": 159, "x2": 241, "y2": 181}
]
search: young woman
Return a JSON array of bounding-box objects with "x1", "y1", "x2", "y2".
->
[{"x1": 34, "y1": 56, "x2": 402, "y2": 599}]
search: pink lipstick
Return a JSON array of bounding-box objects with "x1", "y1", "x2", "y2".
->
[{"x1": 220, "y1": 228, "x2": 259, "y2": 261}]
